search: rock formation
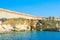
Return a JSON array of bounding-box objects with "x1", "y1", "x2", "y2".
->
[{"x1": 0, "y1": 8, "x2": 46, "y2": 33}]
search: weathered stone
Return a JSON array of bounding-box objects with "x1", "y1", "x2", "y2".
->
[{"x1": 0, "y1": 8, "x2": 46, "y2": 32}]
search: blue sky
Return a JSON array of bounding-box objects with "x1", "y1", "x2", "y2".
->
[{"x1": 0, "y1": 0, "x2": 60, "y2": 18}]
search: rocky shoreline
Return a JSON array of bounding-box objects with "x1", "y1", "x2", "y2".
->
[
  {"x1": 0, "y1": 18, "x2": 60, "y2": 33},
  {"x1": 0, "y1": 8, "x2": 60, "y2": 33}
]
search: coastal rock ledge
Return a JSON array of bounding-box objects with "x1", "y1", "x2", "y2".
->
[{"x1": 0, "y1": 8, "x2": 46, "y2": 33}]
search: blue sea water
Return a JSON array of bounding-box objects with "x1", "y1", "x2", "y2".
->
[{"x1": 0, "y1": 31, "x2": 60, "y2": 40}]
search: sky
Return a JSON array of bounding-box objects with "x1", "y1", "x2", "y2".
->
[{"x1": 0, "y1": 0, "x2": 60, "y2": 18}]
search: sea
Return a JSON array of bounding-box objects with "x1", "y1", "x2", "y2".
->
[{"x1": 0, "y1": 31, "x2": 60, "y2": 40}]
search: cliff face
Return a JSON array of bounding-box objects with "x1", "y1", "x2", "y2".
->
[
  {"x1": 0, "y1": 8, "x2": 45, "y2": 32},
  {"x1": 0, "y1": 8, "x2": 60, "y2": 32}
]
